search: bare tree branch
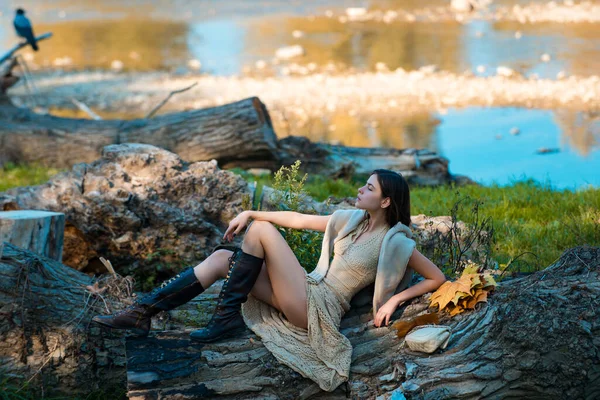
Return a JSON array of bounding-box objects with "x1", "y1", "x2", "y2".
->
[
  {"x1": 145, "y1": 82, "x2": 198, "y2": 119},
  {"x1": 0, "y1": 33, "x2": 53, "y2": 66}
]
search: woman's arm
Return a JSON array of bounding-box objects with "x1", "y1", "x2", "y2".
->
[
  {"x1": 249, "y1": 211, "x2": 330, "y2": 231},
  {"x1": 223, "y1": 210, "x2": 331, "y2": 241},
  {"x1": 374, "y1": 249, "x2": 446, "y2": 327},
  {"x1": 391, "y1": 249, "x2": 446, "y2": 303}
]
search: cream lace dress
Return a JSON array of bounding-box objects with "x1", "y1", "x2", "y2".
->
[{"x1": 241, "y1": 220, "x2": 388, "y2": 392}]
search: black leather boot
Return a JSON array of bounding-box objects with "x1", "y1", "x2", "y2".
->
[
  {"x1": 190, "y1": 249, "x2": 263, "y2": 343},
  {"x1": 92, "y1": 267, "x2": 204, "y2": 337}
]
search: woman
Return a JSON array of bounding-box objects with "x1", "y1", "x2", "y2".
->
[{"x1": 92, "y1": 169, "x2": 446, "y2": 392}]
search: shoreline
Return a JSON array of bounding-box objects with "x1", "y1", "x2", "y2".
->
[{"x1": 9, "y1": 68, "x2": 600, "y2": 117}]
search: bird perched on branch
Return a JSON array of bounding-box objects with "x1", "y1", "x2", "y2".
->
[{"x1": 13, "y1": 8, "x2": 39, "y2": 51}]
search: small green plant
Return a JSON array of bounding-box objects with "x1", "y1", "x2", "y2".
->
[
  {"x1": 270, "y1": 161, "x2": 324, "y2": 273},
  {"x1": 0, "y1": 374, "x2": 127, "y2": 400},
  {"x1": 430, "y1": 194, "x2": 496, "y2": 277}
]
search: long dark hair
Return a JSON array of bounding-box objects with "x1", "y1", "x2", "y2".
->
[{"x1": 370, "y1": 169, "x2": 411, "y2": 227}]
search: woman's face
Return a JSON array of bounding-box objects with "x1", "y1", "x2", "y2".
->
[{"x1": 355, "y1": 174, "x2": 389, "y2": 211}]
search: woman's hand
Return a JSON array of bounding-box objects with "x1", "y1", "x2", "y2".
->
[
  {"x1": 374, "y1": 297, "x2": 404, "y2": 328},
  {"x1": 223, "y1": 211, "x2": 252, "y2": 242}
]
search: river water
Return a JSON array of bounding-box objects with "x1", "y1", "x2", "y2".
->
[{"x1": 0, "y1": 0, "x2": 598, "y2": 189}]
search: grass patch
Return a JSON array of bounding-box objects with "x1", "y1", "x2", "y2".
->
[
  {"x1": 0, "y1": 163, "x2": 63, "y2": 192},
  {"x1": 236, "y1": 171, "x2": 600, "y2": 272}
]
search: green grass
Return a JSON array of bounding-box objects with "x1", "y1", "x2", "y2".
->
[
  {"x1": 1, "y1": 164, "x2": 598, "y2": 273},
  {"x1": 0, "y1": 163, "x2": 63, "y2": 192},
  {"x1": 236, "y1": 171, "x2": 600, "y2": 272}
]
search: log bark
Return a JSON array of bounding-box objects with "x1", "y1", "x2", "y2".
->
[
  {"x1": 125, "y1": 247, "x2": 600, "y2": 399},
  {"x1": 0, "y1": 96, "x2": 279, "y2": 170},
  {"x1": 0, "y1": 243, "x2": 129, "y2": 396},
  {"x1": 0, "y1": 210, "x2": 65, "y2": 261},
  {"x1": 1, "y1": 234, "x2": 597, "y2": 398},
  {"x1": 277, "y1": 136, "x2": 452, "y2": 185}
]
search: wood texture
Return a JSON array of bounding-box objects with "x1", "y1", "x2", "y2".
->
[{"x1": 0, "y1": 210, "x2": 64, "y2": 261}]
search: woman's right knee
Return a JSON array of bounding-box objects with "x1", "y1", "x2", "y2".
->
[
  {"x1": 212, "y1": 249, "x2": 233, "y2": 277},
  {"x1": 194, "y1": 249, "x2": 232, "y2": 279}
]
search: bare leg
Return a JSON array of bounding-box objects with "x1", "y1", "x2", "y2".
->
[
  {"x1": 241, "y1": 221, "x2": 308, "y2": 329},
  {"x1": 195, "y1": 249, "x2": 283, "y2": 311},
  {"x1": 193, "y1": 249, "x2": 232, "y2": 288}
]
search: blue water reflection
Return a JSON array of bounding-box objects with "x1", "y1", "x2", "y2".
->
[
  {"x1": 187, "y1": 19, "x2": 245, "y2": 76},
  {"x1": 435, "y1": 107, "x2": 599, "y2": 190}
]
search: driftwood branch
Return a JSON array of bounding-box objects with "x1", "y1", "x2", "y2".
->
[
  {"x1": 71, "y1": 98, "x2": 103, "y2": 120},
  {"x1": 145, "y1": 82, "x2": 198, "y2": 119},
  {"x1": 0, "y1": 32, "x2": 53, "y2": 66}
]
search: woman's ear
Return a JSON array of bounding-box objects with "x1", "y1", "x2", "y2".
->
[{"x1": 381, "y1": 197, "x2": 391, "y2": 208}]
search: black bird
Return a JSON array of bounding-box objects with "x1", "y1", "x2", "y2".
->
[{"x1": 13, "y1": 8, "x2": 39, "y2": 51}]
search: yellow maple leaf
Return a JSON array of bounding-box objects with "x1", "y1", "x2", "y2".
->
[
  {"x1": 470, "y1": 274, "x2": 482, "y2": 288},
  {"x1": 452, "y1": 291, "x2": 471, "y2": 306},
  {"x1": 481, "y1": 274, "x2": 497, "y2": 290},
  {"x1": 475, "y1": 290, "x2": 489, "y2": 303},
  {"x1": 462, "y1": 264, "x2": 479, "y2": 275},
  {"x1": 430, "y1": 277, "x2": 472, "y2": 310},
  {"x1": 449, "y1": 304, "x2": 464, "y2": 316}
]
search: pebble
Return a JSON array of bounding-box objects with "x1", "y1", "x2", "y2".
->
[
  {"x1": 510, "y1": 127, "x2": 520, "y2": 135},
  {"x1": 12, "y1": 69, "x2": 600, "y2": 133},
  {"x1": 187, "y1": 59, "x2": 202, "y2": 70},
  {"x1": 110, "y1": 60, "x2": 124, "y2": 71},
  {"x1": 275, "y1": 45, "x2": 305, "y2": 60},
  {"x1": 496, "y1": 66, "x2": 516, "y2": 78},
  {"x1": 346, "y1": 7, "x2": 368, "y2": 20},
  {"x1": 541, "y1": 53, "x2": 551, "y2": 62}
]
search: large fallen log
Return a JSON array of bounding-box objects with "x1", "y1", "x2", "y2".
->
[
  {"x1": 278, "y1": 135, "x2": 450, "y2": 184},
  {"x1": 0, "y1": 243, "x2": 128, "y2": 396},
  {"x1": 2, "y1": 233, "x2": 597, "y2": 398},
  {"x1": 125, "y1": 247, "x2": 600, "y2": 399},
  {"x1": 0, "y1": 59, "x2": 453, "y2": 183},
  {"x1": 0, "y1": 96, "x2": 279, "y2": 169}
]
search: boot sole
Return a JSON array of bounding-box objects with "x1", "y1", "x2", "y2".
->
[
  {"x1": 92, "y1": 318, "x2": 149, "y2": 337},
  {"x1": 189, "y1": 326, "x2": 248, "y2": 344}
]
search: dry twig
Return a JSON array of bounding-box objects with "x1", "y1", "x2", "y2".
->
[
  {"x1": 145, "y1": 82, "x2": 198, "y2": 118},
  {"x1": 71, "y1": 98, "x2": 103, "y2": 120}
]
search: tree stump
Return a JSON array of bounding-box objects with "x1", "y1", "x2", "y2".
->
[{"x1": 0, "y1": 210, "x2": 64, "y2": 261}]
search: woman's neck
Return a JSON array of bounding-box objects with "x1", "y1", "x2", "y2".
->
[{"x1": 365, "y1": 211, "x2": 388, "y2": 231}]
